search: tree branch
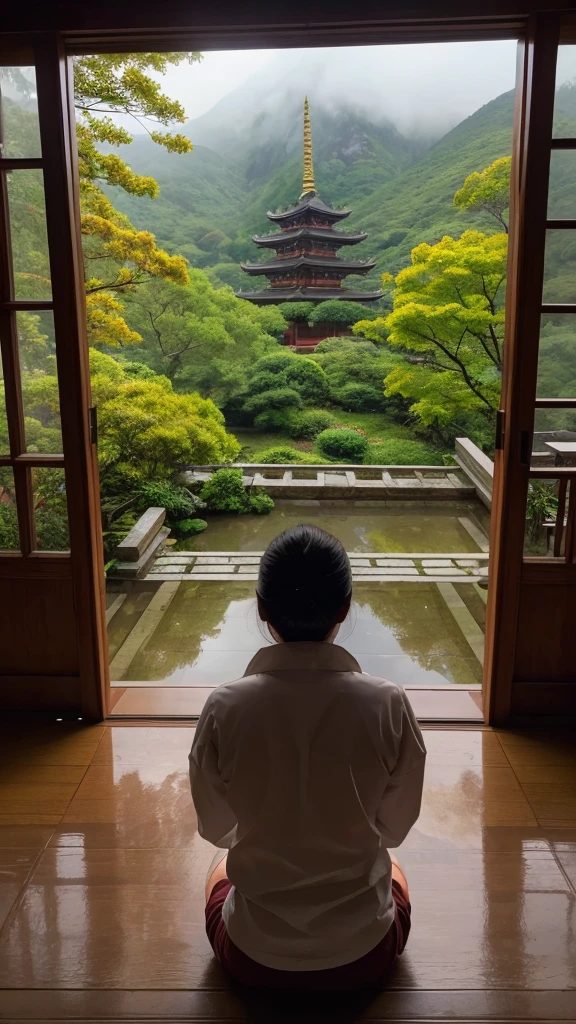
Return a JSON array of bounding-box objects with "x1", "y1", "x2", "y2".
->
[
  {"x1": 85, "y1": 278, "x2": 139, "y2": 295},
  {"x1": 411, "y1": 329, "x2": 495, "y2": 409}
]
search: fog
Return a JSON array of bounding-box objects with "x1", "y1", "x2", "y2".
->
[{"x1": 177, "y1": 43, "x2": 520, "y2": 141}]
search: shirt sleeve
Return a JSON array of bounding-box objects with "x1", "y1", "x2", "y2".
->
[
  {"x1": 189, "y1": 699, "x2": 238, "y2": 848},
  {"x1": 376, "y1": 690, "x2": 427, "y2": 849}
]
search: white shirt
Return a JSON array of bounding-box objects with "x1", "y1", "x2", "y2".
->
[{"x1": 189, "y1": 642, "x2": 426, "y2": 971}]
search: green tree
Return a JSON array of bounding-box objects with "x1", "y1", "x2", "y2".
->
[
  {"x1": 355, "y1": 229, "x2": 507, "y2": 430},
  {"x1": 4, "y1": 58, "x2": 200, "y2": 347},
  {"x1": 453, "y1": 156, "x2": 511, "y2": 233},
  {"x1": 124, "y1": 272, "x2": 284, "y2": 404},
  {"x1": 75, "y1": 54, "x2": 202, "y2": 346},
  {"x1": 312, "y1": 337, "x2": 403, "y2": 413},
  {"x1": 89, "y1": 350, "x2": 240, "y2": 491},
  {"x1": 308, "y1": 300, "x2": 379, "y2": 329},
  {"x1": 242, "y1": 350, "x2": 331, "y2": 433}
]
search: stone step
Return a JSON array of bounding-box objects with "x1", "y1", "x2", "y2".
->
[
  {"x1": 115, "y1": 507, "x2": 167, "y2": 562},
  {"x1": 114, "y1": 527, "x2": 170, "y2": 579}
]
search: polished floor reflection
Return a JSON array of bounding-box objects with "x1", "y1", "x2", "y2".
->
[{"x1": 0, "y1": 723, "x2": 575, "y2": 1021}]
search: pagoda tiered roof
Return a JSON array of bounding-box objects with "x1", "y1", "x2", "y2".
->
[
  {"x1": 236, "y1": 97, "x2": 382, "y2": 307},
  {"x1": 236, "y1": 286, "x2": 383, "y2": 304},
  {"x1": 240, "y1": 254, "x2": 376, "y2": 275},
  {"x1": 253, "y1": 226, "x2": 368, "y2": 248},
  {"x1": 267, "y1": 193, "x2": 351, "y2": 223}
]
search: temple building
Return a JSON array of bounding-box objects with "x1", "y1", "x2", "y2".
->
[{"x1": 236, "y1": 98, "x2": 382, "y2": 346}]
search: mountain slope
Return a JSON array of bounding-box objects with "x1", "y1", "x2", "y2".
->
[
  {"x1": 351, "y1": 90, "x2": 516, "y2": 279},
  {"x1": 238, "y1": 107, "x2": 418, "y2": 236},
  {"x1": 105, "y1": 81, "x2": 576, "y2": 293},
  {"x1": 104, "y1": 141, "x2": 248, "y2": 262}
]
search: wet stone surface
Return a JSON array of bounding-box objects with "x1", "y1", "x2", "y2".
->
[{"x1": 108, "y1": 580, "x2": 484, "y2": 688}]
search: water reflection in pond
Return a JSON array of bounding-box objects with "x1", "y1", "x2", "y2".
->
[
  {"x1": 176, "y1": 501, "x2": 489, "y2": 554},
  {"x1": 117, "y1": 581, "x2": 483, "y2": 688}
]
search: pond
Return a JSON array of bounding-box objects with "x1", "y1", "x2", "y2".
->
[
  {"x1": 176, "y1": 500, "x2": 490, "y2": 554},
  {"x1": 108, "y1": 580, "x2": 484, "y2": 688}
]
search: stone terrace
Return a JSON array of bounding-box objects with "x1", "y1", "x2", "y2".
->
[{"x1": 146, "y1": 550, "x2": 490, "y2": 583}]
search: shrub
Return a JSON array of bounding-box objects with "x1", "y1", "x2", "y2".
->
[
  {"x1": 283, "y1": 359, "x2": 330, "y2": 404},
  {"x1": 289, "y1": 409, "x2": 336, "y2": 440},
  {"x1": 244, "y1": 387, "x2": 303, "y2": 415},
  {"x1": 253, "y1": 409, "x2": 296, "y2": 432},
  {"x1": 316, "y1": 428, "x2": 369, "y2": 462},
  {"x1": 176, "y1": 518, "x2": 208, "y2": 536},
  {"x1": 136, "y1": 481, "x2": 204, "y2": 522},
  {"x1": 366, "y1": 439, "x2": 444, "y2": 465},
  {"x1": 332, "y1": 382, "x2": 383, "y2": 412},
  {"x1": 278, "y1": 301, "x2": 314, "y2": 322},
  {"x1": 258, "y1": 445, "x2": 315, "y2": 464},
  {"x1": 200, "y1": 468, "x2": 250, "y2": 513},
  {"x1": 199, "y1": 469, "x2": 275, "y2": 515},
  {"x1": 314, "y1": 336, "x2": 378, "y2": 354},
  {"x1": 251, "y1": 352, "x2": 294, "y2": 375},
  {"x1": 526, "y1": 482, "x2": 558, "y2": 542},
  {"x1": 247, "y1": 371, "x2": 278, "y2": 396},
  {"x1": 308, "y1": 300, "x2": 378, "y2": 328},
  {"x1": 249, "y1": 491, "x2": 275, "y2": 514}
]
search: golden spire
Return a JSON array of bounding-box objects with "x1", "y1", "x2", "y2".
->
[{"x1": 301, "y1": 96, "x2": 316, "y2": 198}]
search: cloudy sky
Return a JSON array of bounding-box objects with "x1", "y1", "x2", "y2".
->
[{"x1": 149, "y1": 41, "x2": 576, "y2": 134}]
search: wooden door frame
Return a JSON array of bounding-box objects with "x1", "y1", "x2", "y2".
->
[
  {"x1": 484, "y1": 12, "x2": 560, "y2": 724},
  {"x1": 1, "y1": 9, "x2": 567, "y2": 723},
  {"x1": 34, "y1": 36, "x2": 109, "y2": 720}
]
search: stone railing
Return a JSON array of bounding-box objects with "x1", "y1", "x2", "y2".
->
[
  {"x1": 183, "y1": 464, "x2": 476, "y2": 501},
  {"x1": 114, "y1": 507, "x2": 170, "y2": 579},
  {"x1": 454, "y1": 439, "x2": 494, "y2": 508}
]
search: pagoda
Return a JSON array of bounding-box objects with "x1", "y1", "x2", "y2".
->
[{"x1": 236, "y1": 98, "x2": 383, "y2": 325}]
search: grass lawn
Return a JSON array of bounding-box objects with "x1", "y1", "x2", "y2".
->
[
  {"x1": 231, "y1": 429, "x2": 304, "y2": 459},
  {"x1": 331, "y1": 410, "x2": 417, "y2": 442},
  {"x1": 230, "y1": 410, "x2": 424, "y2": 463}
]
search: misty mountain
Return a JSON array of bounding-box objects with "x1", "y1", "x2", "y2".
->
[
  {"x1": 179, "y1": 43, "x2": 518, "y2": 148},
  {"x1": 105, "y1": 78, "x2": 576, "y2": 293}
]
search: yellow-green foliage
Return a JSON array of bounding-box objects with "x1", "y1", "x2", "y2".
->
[
  {"x1": 355, "y1": 229, "x2": 507, "y2": 426},
  {"x1": 73, "y1": 53, "x2": 200, "y2": 347},
  {"x1": 453, "y1": 156, "x2": 511, "y2": 232},
  {"x1": 90, "y1": 350, "x2": 240, "y2": 480}
]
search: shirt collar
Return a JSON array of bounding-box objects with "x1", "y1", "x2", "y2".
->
[{"x1": 245, "y1": 642, "x2": 362, "y2": 676}]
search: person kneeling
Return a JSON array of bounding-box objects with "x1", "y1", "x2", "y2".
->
[{"x1": 189, "y1": 524, "x2": 426, "y2": 991}]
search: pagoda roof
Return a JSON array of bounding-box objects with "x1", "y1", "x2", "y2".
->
[
  {"x1": 240, "y1": 255, "x2": 376, "y2": 275},
  {"x1": 267, "y1": 193, "x2": 351, "y2": 223},
  {"x1": 253, "y1": 226, "x2": 368, "y2": 247},
  {"x1": 236, "y1": 286, "x2": 383, "y2": 305}
]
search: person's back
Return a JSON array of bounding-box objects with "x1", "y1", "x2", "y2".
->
[{"x1": 190, "y1": 525, "x2": 426, "y2": 989}]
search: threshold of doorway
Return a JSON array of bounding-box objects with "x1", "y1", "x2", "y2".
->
[{"x1": 108, "y1": 684, "x2": 483, "y2": 722}]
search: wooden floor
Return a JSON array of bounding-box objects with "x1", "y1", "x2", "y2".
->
[{"x1": 0, "y1": 722, "x2": 575, "y2": 1022}]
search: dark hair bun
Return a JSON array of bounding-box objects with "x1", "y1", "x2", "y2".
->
[{"x1": 257, "y1": 524, "x2": 352, "y2": 642}]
